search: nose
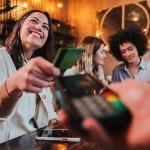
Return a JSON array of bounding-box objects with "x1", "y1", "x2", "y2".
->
[
  {"x1": 34, "y1": 24, "x2": 42, "y2": 32},
  {"x1": 124, "y1": 50, "x2": 131, "y2": 57}
]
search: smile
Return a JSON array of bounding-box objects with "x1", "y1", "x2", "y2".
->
[{"x1": 29, "y1": 30, "x2": 43, "y2": 38}]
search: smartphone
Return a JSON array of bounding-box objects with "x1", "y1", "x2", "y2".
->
[
  {"x1": 53, "y1": 47, "x2": 84, "y2": 70},
  {"x1": 54, "y1": 74, "x2": 132, "y2": 135},
  {"x1": 36, "y1": 129, "x2": 81, "y2": 142}
]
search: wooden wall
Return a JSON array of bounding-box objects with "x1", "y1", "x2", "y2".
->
[
  {"x1": 0, "y1": 0, "x2": 68, "y2": 21},
  {"x1": 67, "y1": 0, "x2": 150, "y2": 76},
  {"x1": 1, "y1": 0, "x2": 150, "y2": 76},
  {"x1": 67, "y1": 0, "x2": 144, "y2": 39}
]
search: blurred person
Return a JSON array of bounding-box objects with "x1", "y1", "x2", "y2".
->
[
  {"x1": 58, "y1": 80, "x2": 150, "y2": 149},
  {"x1": 109, "y1": 26, "x2": 150, "y2": 83},
  {"x1": 0, "y1": 19, "x2": 16, "y2": 46},
  {"x1": 64, "y1": 36, "x2": 107, "y2": 83},
  {"x1": 0, "y1": 10, "x2": 60, "y2": 143}
]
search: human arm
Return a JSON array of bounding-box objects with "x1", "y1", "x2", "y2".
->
[
  {"x1": 58, "y1": 80, "x2": 150, "y2": 149},
  {"x1": 0, "y1": 57, "x2": 60, "y2": 118}
]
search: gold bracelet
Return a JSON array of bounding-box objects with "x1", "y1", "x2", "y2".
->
[{"x1": 4, "y1": 80, "x2": 22, "y2": 99}]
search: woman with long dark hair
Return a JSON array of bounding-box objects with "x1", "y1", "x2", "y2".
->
[{"x1": 0, "y1": 10, "x2": 60, "y2": 143}]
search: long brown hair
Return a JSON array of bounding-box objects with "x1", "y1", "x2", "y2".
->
[
  {"x1": 5, "y1": 10, "x2": 55, "y2": 69},
  {"x1": 77, "y1": 36, "x2": 104, "y2": 79}
]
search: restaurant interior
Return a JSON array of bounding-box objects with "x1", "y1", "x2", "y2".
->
[
  {"x1": 0, "y1": 0, "x2": 150, "y2": 149},
  {"x1": 0, "y1": 0, "x2": 150, "y2": 78}
]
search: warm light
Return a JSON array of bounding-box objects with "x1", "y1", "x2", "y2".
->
[
  {"x1": 96, "y1": 32, "x2": 101, "y2": 37},
  {"x1": 104, "y1": 45, "x2": 110, "y2": 52},
  {"x1": 57, "y1": 2, "x2": 63, "y2": 8},
  {"x1": 143, "y1": 28, "x2": 147, "y2": 32},
  {"x1": 148, "y1": 38, "x2": 150, "y2": 48},
  {"x1": 97, "y1": 9, "x2": 102, "y2": 13},
  {"x1": 147, "y1": 0, "x2": 150, "y2": 8},
  {"x1": 22, "y1": 2, "x2": 28, "y2": 9},
  {"x1": 55, "y1": 144, "x2": 68, "y2": 150},
  {"x1": 57, "y1": 23, "x2": 61, "y2": 27},
  {"x1": 128, "y1": 11, "x2": 140, "y2": 22},
  {"x1": 32, "y1": 0, "x2": 40, "y2": 2},
  {"x1": 132, "y1": 17, "x2": 139, "y2": 21}
]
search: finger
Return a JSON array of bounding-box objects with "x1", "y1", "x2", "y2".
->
[
  {"x1": 31, "y1": 66, "x2": 55, "y2": 82},
  {"x1": 82, "y1": 118, "x2": 112, "y2": 144},
  {"x1": 57, "y1": 109, "x2": 69, "y2": 126},
  {"x1": 21, "y1": 71, "x2": 50, "y2": 89},
  {"x1": 49, "y1": 81, "x2": 55, "y2": 91},
  {"x1": 108, "y1": 80, "x2": 144, "y2": 105},
  {"x1": 31, "y1": 77, "x2": 50, "y2": 88},
  {"x1": 49, "y1": 81, "x2": 55, "y2": 87},
  {"x1": 24, "y1": 84, "x2": 43, "y2": 93},
  {"x1": 31, "y1": 57, "x2": 60, "y2": 76}
]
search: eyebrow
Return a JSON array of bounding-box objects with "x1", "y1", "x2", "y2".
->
[
  {"x1": 31, "y1": 17, "x2": 49, "y2": 26},
  {"x1": 127, "y1": 46, "x2": 133, "y2": 49},
  {"x1": 121, "y1": 45, "x2": 133, "y2": 51}
]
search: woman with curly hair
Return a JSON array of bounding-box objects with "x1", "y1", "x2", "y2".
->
[
  {"x1": 64, "y1": 36, "x2": 106, "y2": 83},
  {"x1": 109, "y1": 26, "x2": 150, "y2": 83}
]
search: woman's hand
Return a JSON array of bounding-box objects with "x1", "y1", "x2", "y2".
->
[{"x1": 7, "y1": 57, "x2": 60, "y2": 94}]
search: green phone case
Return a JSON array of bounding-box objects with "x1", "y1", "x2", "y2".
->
[{"x1": 53, "y1": 47, "x2": 84, "y2": 70}]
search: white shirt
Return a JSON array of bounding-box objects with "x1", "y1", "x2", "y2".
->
[
  {"x1": 64, "y1": 66, "x2": 84, "y2": 76},
  {"x1": 64, "y1": 66, "x2": 106, "y2": 83},
  {"x1": 0, "y1": 47, "x2": 57, "y2": 143}
]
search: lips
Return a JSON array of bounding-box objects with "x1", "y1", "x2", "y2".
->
[
  {"x1": 29, "y1": 30, "x2": 43, "y2": 38},
  {"x1": 126, "y1": 56, "x2": 135, "y2": 62}
]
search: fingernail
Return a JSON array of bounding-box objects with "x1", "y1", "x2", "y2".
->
[{"x1": 53, "y1": 68, "x2": 60, "y2": 76}]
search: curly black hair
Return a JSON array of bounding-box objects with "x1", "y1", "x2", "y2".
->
[{"x1": 109, "y1": 26, "x2": 148, "y2": 61}]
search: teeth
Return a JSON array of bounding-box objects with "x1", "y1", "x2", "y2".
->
[{"x1": 31, "y1": 32, "x2": 41, "y2": 38}]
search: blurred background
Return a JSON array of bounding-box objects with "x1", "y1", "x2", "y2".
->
[{"x1": 0, "y1": 0, "x2": 150, "y2": 76}]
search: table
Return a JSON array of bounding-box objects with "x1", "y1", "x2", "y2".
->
[
  {"x1": 0, "y1": 129, "x2": 81, "y2": 150},
  {"x1": 0, "y1": 129, "x2": 103, "y2": 150}
]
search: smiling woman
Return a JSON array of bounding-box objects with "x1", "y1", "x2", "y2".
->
[
  {"x1": 20, "y1": 13, "x2": 50, "y2": 59},
  {"x1": 64, "y1": 36, "x2": 107, "y2": 83},
  {"x1": 6, "y1": 10, "x2": 55, "y2": 69},
  {"x1": 109, "y1": 26, "x2": 150, "y2": 83},
  {"x1": 0, "y1": 10, "x2": 60, "y2": 144}
]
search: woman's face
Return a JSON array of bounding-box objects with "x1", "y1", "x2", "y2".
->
[
  {"x1": 20, "y1": 12, "x2": 49, "y2": 56},
  {"x1": 119, "y1": 42, "x2": 139, "y2": 64},
  {"x1": 93, "y1": 44, "x2": 106, "y2": 65}
]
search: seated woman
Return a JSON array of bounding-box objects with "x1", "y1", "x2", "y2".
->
[
  {"x1": 0, "y1": 10, "x2": 60, "y2": 143},
  {"x1": 109, "y1": 26, "x2": 150, "y2": 83},
  {"x1": 64, "y1": 36, "x2": 106, "y2": 83}
]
